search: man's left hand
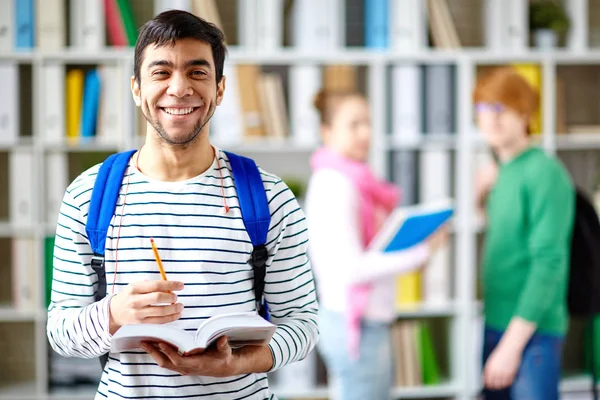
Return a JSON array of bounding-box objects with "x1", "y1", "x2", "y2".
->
[
  {"x1": 483, "y1": 343, "x2": 522, "y2": 390},
  {"x1": 142, "y1": 336, "x2": 239, "y2": 377}
]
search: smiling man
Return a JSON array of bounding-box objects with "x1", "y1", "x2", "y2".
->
[{"x1": 46, "y1": 10, "x2": 319, "y2": 400}]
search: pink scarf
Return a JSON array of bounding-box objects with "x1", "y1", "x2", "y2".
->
[{"x1": 310, "y1": 147, "x2": 400, "y2": 359}]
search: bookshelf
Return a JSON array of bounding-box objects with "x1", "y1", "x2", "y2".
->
[{"x1": 2, "y1": 0, "x2": 600, "y2": 399}]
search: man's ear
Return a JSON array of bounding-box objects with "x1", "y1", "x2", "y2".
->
[
  {"x1": 216, "y1": 76, "x2": 226, "y2": 106},
  {"x1": 131, "y1": 76, "x2": 141, "y2": 107}
]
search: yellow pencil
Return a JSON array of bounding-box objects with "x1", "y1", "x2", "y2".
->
[{"x1": 150, "y1": 238, "x2": 168, "y2": 281}]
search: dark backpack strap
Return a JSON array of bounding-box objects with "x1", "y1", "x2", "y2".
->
[
  {"x1": 224, "y1": 151, "x2": 271, "y2": 320},
  {"x1": 86, "y1": 150, "x2": 136, "y2": 303}
]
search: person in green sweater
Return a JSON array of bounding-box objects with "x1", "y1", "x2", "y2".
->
[{"x1": 473, "y1": 67, "x2": 575, "y2": 400}]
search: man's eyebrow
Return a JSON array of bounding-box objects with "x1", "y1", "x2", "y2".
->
[
  {"x1": 147, "y1": 60, "x2": 173, "y2": 69},
  {"x1": 185, "y1": 59, "x2": 212, "y2": 69},
  {"x1": 146, "y1": 59, "x2": 212, "y2": 70}
]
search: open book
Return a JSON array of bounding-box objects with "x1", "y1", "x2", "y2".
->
[
  {"x1": 110, "y1": 312, "x2": 277, "y2": 356},
  {"x1": 368, "y1": 198, "x2": 453, "y2": 252}
]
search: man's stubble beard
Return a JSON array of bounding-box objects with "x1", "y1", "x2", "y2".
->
[{"x1": 140, "y1": 100, "x2": 217, "y2": 148}]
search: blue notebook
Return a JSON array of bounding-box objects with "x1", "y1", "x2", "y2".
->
[{"x1": 368, "y1": 199, "x2": 453, "y2": 252}]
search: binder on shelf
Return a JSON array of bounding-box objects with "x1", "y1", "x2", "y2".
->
[
  {"x1": 80, "y1": 69, "x2": 102, "y2": 139},
  {"x1": 237, "y1": 0, "x2": 258, "y2": 48},
  {"x1": 15, "y1": 0, "x2": 34, "y2": 49},
  {"x1": 44, "y1": 236, "x2": 55, "y2": 308},
  {"x1": 390, "y1": 0, "x2": 427, "y2": 53},
  {"x1": 291, "y1": 0, "x2": 344, "y2": 51},
  {"x1": 566, "y1": 0, "x2": 588, "y2": 51},
  {"x1": 11, "y1": 238, "x2": 37, "y2": 311},
  {"x1": 45, "y1": 153, "x2": 68, "y2": 228},
  {"x1": 97, "y1": 64, "x2": 123, "y2": 145},
  {"x1": 0, "y1": 61, "x2": 19, "y2": 146},
  {"x1": 9, "y1": 148, "x2": 34, "y2": 228},
  {"x1": 66, "y1": 68, "x2": 84, "y2": 143},
  {"x1": 392, "y1": 64, "x2": 422, "y2": 144},
  {"x1": 424, "y1": 64, "x2": 455, "y2": 136},
  {"x1": 236, "y1": 64, "x2": 266, "y2": 140},
  {"x1": 82, "y1": 0, "x2": 106, "y2": 49},
  {"x1": 504, "y1": 0, "x2": 527, "y2": 51},
  {"x1": 364, "y1": 0, "x2": 389, "y2": 49},
  {"x1": 36, "y1": 0, "x2": 65, "y2": 50},
  {"x1": 255, "y1": 0, "x2": 283, "y2": 51},
  {"x1": 483, "y1": 0, "x2": 503, "y2": 50},
  {"x1": 116, "y1": 0, "x2": 137, "y2": 46},
  {"x1": 104, "y1": 0, "x2": 127, "y2": 47},
  {"x1": 0, "y1": 0, "x2": 13, "y2": 51},
  {"x1": 289, "y1": 65, "x2": 321, "y2": 146},
  {"x1": 70, "y1": 0, "x2": 104, "y2": 49},
  {"x1": 42, "y1": 63, "x2": 66, "y2": 145},
  {"x1": 236, "y1": 0, "x2": 282, "y2": 50},
  {"x1": 419, "y1": 150, "x2": 451, "y2": 306}
]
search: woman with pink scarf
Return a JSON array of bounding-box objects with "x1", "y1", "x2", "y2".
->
[{"x1": 305, "y1": 89, "x2": 448, "y2": 400}]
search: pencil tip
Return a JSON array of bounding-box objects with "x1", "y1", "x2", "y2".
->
[{"x1": 150, "y1": 238, "x2": 154, "y2": 244}]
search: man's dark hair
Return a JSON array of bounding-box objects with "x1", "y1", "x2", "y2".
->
[{"x1": 134, "y1": 10, "x2": 227, "y2": 84}]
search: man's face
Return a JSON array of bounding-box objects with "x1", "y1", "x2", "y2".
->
[{"x1": 131, "y1": 38, "x2": 225, "y2": 146}]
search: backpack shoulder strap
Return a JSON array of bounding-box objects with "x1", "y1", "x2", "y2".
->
[
  {"x1": 85, "y1": 150, "x2": 135, "y2": 371},
  {"x1": 86, "y1": 150, "x2": 136, "y2": 303},
  {"x1": 224, "y1": 151, "x2": 271, "y2": 320}
]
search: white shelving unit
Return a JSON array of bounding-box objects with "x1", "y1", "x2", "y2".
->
[
  {"x1": 2, "y1": 0, "x2": 600, "y2": 399},
  {"x1": 1, "y1": 47, "x2": 599, "y2": 400}
]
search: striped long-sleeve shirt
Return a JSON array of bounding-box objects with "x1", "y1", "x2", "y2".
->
[{"x1": 46, "y1": 148, "x2": 319, "y2": 400}]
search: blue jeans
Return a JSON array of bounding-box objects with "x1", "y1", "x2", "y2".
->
[
  {"x1": 317, "y1": 308, "x2": 392, "y2": 400},
  {"x1": 482, "y1": 326, "x2": 564, "y2": 400}
]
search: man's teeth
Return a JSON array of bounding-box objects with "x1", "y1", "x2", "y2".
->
[{"x1": 164, "y1": 107, "x2": 194, "y2": 115}]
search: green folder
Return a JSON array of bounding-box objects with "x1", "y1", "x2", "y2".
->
[
  {"x1": 117, "y1": 0, "x2": 138, "y2": 46},
  {"x1": 44, "y1": 236, "x2": 55, "y2": 308},
  {"x1": 418, "y1": 322, "x2": 441, "y2": 385}
]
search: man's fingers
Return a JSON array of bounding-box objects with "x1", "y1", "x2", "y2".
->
[
  {"x1": 142, "y1": 342, "x2": 175, "y2": 369},
  {"x1": 217, "y1": 336, "x2": 230, "y2": 353},
  {"x1": 158, "y1": 342, "x2": 186, "y2": 366},
  {"x1": 130, "y1": 280, "x2": 184, "y2": 294},
  {"x1": 140, "y1": 302, "x2": 183, "y2": 318},
  {"x1": 142, "y1": 309, "x2": 184, "y2": 325},
  {"x1": 133, "y1": 291, "x2": 179, "y2": 308}
]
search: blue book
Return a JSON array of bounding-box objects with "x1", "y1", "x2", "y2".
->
[
  {"x1": 14, "y1": 0, "x2": 34, "y2": 49},
  {"x1": 368, "y1": 199, "x2": 453, "y2": 252},
  {"x1": 364, "y1": 0, "x2": 388, "y2": 49},
  {"x1": 80, "y1": 69, "x2": 102, "y2": 139}
]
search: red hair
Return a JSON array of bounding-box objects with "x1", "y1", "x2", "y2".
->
[{"x1": 473, "y1": 67, "x2": 539, "y2": 118}]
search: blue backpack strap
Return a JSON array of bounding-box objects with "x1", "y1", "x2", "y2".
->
[
  {"x1": 85, "y1": 150, "x2": 135, "y2": 371},
  {"x1": 224, "y1": 151, "x2": 271, "y2": 320},
  {"x1": 86, "y1": 150, "x2": 136, "y2": 303}
]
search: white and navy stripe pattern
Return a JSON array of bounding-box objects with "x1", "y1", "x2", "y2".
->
[{"x1": 46, "y1": 149, "x2": 319, "y2": 400}]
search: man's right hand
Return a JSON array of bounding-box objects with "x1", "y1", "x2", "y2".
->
[{"x1": 109, "y1": 280, "x2": 184, "y2": 335}]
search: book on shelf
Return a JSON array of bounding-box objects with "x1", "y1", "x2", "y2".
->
[{"x1": 111, "y1": 311, "x2": 276, "y2": 356}]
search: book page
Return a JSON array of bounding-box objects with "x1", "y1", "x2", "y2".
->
[
  {"x1": 194, "y1": 312, "x2": 276, "y2": 349},
  {"x1": 111, "y1": 324, "x2": 196, "y2": 354}
]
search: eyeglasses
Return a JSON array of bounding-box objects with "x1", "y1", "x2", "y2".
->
[{"x1": 474, "y1": 102, "x2": 505, "y2": 113}]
